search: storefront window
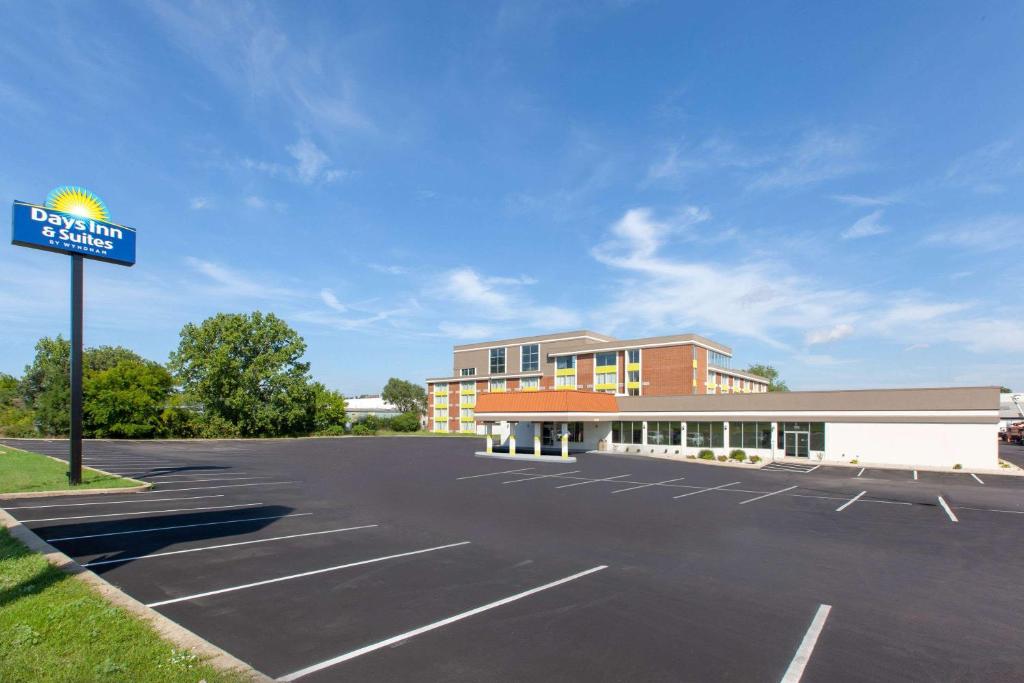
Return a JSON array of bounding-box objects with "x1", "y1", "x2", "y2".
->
[
  {"x1": 730, "y1": 422, "x2": 773, "y2": 449},
  {"x1": 686, "y1": 421, "x2": 724, "y2": 448}
]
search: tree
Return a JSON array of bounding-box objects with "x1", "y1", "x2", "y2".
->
[
  {"x1": 84, "y1": 360, "x2": 173, "y2": 438},
  {"x1": 0, "y1": 372, "x2": 35, "y2": 438},
  {"x1": 311, "y1": 382, "x2": 347, "y2": 433},
  {"x1": 390, "y1": 411, "x2": 421, "y2": 432},
  {"x1": 168, "y1": 312, "x2": 316, "y2": 437},
  {"x1": 745, "y1": 364, "x2": 789, "y2": 392},
  {"x1": 381, "y1": 378, "x2": 427, "y2": 415},
  {"x1": 1001, "y1": 386, "x2": 1013, "y2": 393}
]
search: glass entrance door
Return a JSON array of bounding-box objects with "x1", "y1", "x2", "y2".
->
[
  {"x1": 542, "y1": 422, "x2": 555, "y2": 446},
  {"x1": 784, "y1": 432, "x2": 809, "y2": 458}
]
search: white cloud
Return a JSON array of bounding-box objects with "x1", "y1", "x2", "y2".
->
[
  {"x1": 287, "y1": 138, "x2": 331, "y2": 184},
  {"x1": 369, "y1": 263, "x2": 408, "y2": 275},
  {"x1": 243, "y1": 195, "x2": 285, "y2": 212},
  {"x1": 185, "y1": 257, "x2": 299, "y2": 300},
  {"x1": 805, "y1": 323, "x2": 854, "y2": 345},
  {"x1": 924, "y1": 214, "x2": 1024, "y2": 252},
  {"x1": 841, "y1": 210, "x2": 888, "y2": 239},
  {"x1": 830, "y1": 193, "x2": 895, "y2": 207},
  {"x1": 438, "y1": 267, "x2": 580, "y2": 332},
  {"x1": 945, "y1": 137, "x2": 1024, "y2": 194},
  {"x1": 750, "y1": 130, "x2": 866, "y2": 190},
  {"x1": 189, "y1": 196, "x2": 210, "y2": 210},
  {"x1": 319, "y1": 288, "x2": 347, "y2": 313}
]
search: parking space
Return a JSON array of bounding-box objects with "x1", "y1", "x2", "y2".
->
[{"x1": 3, "y1": 437, "x2": 1024, "y2": 681}]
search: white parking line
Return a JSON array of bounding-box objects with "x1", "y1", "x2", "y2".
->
[
  {"x1": 555, "y1": 474, "x2": 631, "y2": 489},
  {"x1": 856, "y1": 468, "x2": 865, "y2": 477},
  {"x1": 22, "y1": 503, "x2": 263, "y2": 523},
  {"x1": 739, "y1": 485, "x2": 798, "y2": 505},
  {"x1": 456, "y1": 468, "x2": 535, "y2": 480},
  {"x1": 780, "y1": 604, "x2": 832, "y2": 683},
  {"x1": 4, "y1": 494, "x2": 224, "y2": 510},
  {"x1": 970, "y1": 473, "x2": 984, "y2": 485},
  {"x1": 673, "y1": 481, "x2": 740, "y2": 499},
  {"x1": 146, "y1": 541, "x2": 472, "y2": 608},
  {"x1": 83, "y1": 524, "x2": 378, "y2": 567},
  {"x1": 142, "y1": 476, "x2": 264, "y2": 484},
  {"x1": 835, "y1": 491, "x2": 867, "y2": 512},
  {"x1": 805, "y1": 465, "x2": 821, "y2": 473},
  {"x1": 611, "y1": 477, "x2": 687, "y2": 494},
  {"x1": 45, "y1": 513, "x2": 312, "y2": 542},
  {"x1": 277, "y1": 564, "x2": 608, "y2": 681},
  {"x1": 156, "y1": 481, "x2": 298, "y2": 493},
  {"x1": 502, "y1": 470, "x2": 580, "y2": 484},
  {"x1": 938, "y1": 496, "x2": 958, "y2": 522}
]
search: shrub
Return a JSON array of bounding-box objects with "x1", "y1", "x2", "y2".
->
[
  {"x1": 389, "y1": 411, "x2": 421, "y2": 433},
  {"x1": 850, "y1": 458, "x2": 859, "y2": 465},
  {"x1": 729, "y1": 449, "x2": 746, "y2": 462},
  {"x1": 686, "y1": 454, "x2": 696, "y2": 459},
  {"x1": 317, "y1": 425, "x2": 347, "y2": 436},
  {"x1": 750, "y1": 455, "x2": 762, "y2": 464},
  {"x1": 717, "y1": 455, "x2": 728, "y2": 462},
  {"x1": 351, "y1": 423, "x2": 376, "y2": 436},
  {"x1": 698, "y1": 449, "x2": 715, "y2": 460},
  {"x1": 953, "y1": 463, "x2": 962, "y2": 470}
]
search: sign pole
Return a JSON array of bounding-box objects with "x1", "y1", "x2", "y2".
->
[{"x1": 69, "y1": 254, "x2": 84, "y2": 485}]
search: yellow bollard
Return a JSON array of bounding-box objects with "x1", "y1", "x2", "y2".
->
[
  {"x1": 534, "y1": 434, "x2": 541, "y2": 457},
  {"x1": 486, "y1": 433, "x2": 493, "y2": 454},
  {"x1": 509, "y1": 434, "x2": 516, "y2": 456},
  {"x1": 561, "y1": 432, "x2": 569, "y2": 459}
]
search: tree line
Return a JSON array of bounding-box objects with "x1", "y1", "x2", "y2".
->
[{"x1": 0, "y1": 311, "x2": 369, "y2": 439}]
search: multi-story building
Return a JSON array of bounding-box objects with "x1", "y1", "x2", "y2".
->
[{"x1": 425, "y1": 330, "x2": 770, "y2": 434}]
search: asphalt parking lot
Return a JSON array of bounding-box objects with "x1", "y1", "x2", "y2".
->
[{"x1": 2, "y1": 437, "x2": 1023, "y2": 682}]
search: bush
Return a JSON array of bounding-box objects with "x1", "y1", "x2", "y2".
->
[
  {"x1": 717, "y1": 455, "x2": 728, "y2": 462},
  {"x1": 351, "y1": 423, "x2": 376, "y2": 436},
  {"x1": 729, "y1": 449, "x2": 746, "y2": 462},
  {"x1": 686, "y1": 454, "x2": 696, "y2": 459},
  {"x1": 953, "y1": 463, "x2": 962, "y2": 470},
  {"x1": 750, "y1": 455, "x2": 762, "y2": 464},
  {"x1": 317, "y1": 425, "x2": 347, "y2": 436},
  {"x1": 389, "y1": 412, "x2": 421, "y2": 433},
  {"x1": 850, "y1": 458, "x2": 858, "y2": 465},
  {"x1": 698, "y1": 450, "x2": 715, "y2": 460}
]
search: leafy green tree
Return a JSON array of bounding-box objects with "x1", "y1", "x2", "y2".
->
[
  {"x1": 84, "y1": 360, "x2": 173, "y2": 438},
  {"x1": 21, "y1": 336, "x2": 71, "y2": 435},
  {"x1": 168, "y1": 312, "x2": 316, "y2": 437},
  {"x1": 1001, "y1": 386, "x2": 1013, "y2": 393},
  {"x1": 311, "y1": 382, "x2": 347, "y2": 433},
  {"x1": 745, "y1": 364, "x2": 790, "y2": 392},
  {"x1": 0, "y1": 372, "x2": 36, "y2": 437},
  {"x1": 381, "y1": 378, "x2": 427, "y2": 415}
]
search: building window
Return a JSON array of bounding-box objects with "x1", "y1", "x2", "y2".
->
[
  {"x1": 729, "y1": 422, "x2": 772, "y2": 449},
  {"x1": 647, "y1": 421, "x2": 682, "y2": 446},
  {"x1": 435, "y1": 394, "x2": 447, "y2": 407},
  {"x1": 489, "y1": 347, "x2": 506, "y2": 374},
  {"x1": 434, "y1": 407, "x2": 448, "y2": 419},
  {"x1": 460, "y1": 407, "x2": 474, "y2": 419},
  {"x1": 460, "y1": 368, "x2": 476, "y2": 377},
  {"x1": 520, "y1": 343, "x2": 539, "y2": 372},
  {"x1": 556, "y1": 355, "x2": 575, "y2": 370},
  {"x1": 521, "y1": 376, "x2": 540, "y2": 391},
  {"x1": 596, "y1": 351, "x2": 616, "y2": 367},
  {"x1": 708, "y1": 350, "x2": 731, "y2": 368},
  {"x1": 627, "y1": 348, "x2": 640, "y2": 364},
  {"x1": 555, "y1": 374, "x2": 576, "y2": 389},
  {"x1": 489, "y1": 378, "x2": 506, "y2": 393},
  {"x1": 611, "y1": 421, "x2": 644, "y2": 445},
  {"x1": 595, "y1": 371, "x2": 616, "y2": 392},
  {"x1": 566, "y1": 422, "x2": 584, "y2": 442},
  {"x1": 434, "y1": 382, "x2": 448, "y2": 393},
  {"x1": 627, "y1": 370, "x2": 640, "y2": 383},
  {"x1": 686, "y1": 422, "x2": 724, "y2": 448}
]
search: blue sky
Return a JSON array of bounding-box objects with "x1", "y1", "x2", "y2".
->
[{"x1": 2, "y1": 1, "x2": 1023, "y2": 394}]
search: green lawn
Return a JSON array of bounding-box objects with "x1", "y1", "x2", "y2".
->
[
  {"x1": 0, "y1": 445, "x2": 141, "y2": 494},
  {"x1": 0, "y1": 527, "x2": 251, "y2": 683}
]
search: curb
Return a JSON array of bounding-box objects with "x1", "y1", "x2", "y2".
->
[
  {"x1": 474, "y1": 451, "x2": 577, "y2": 463},
  {"x1": 592, "y1": 450, "x2": 766, "y2": 469},
  {"x1": 0, "y1": 506, "x2": 273, "y2": 682},
  {"x1": 0, "y1": 447, "x2": 153, "y2": 499}
]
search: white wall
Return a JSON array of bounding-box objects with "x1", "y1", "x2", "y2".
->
[{"x1": 825, "y1": 422, "x2": 999, "y2": 469}]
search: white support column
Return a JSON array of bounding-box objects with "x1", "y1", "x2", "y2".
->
[
  {"x1": 533, "y1": 422, "x2": 542, "y2": 457},
  {"x1": 485, "y1": 423, "x2": 493, "y2": 454},
  {"x1": 560, "y1": 422, "x2": 569, "y2": 459},
  {"x1": 509, "y1": 422, "x2": 517, "y2": 456}
]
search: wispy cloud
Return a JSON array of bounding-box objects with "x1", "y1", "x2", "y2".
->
[
  {"x1": 189, "y1": 196, "x2": 211, "y2": 210},
  {"x1": 924, "y1": 214, "x2": 1024, "y2": 251},
  {"x1": 185, "y1": 257, "x2": 300, "y2": 301},
  {"x1": 945, "y1": 137, "x2": 1024, "y2": 194},
  {"x1": 831, "y1": 193, "x2": 896, "y2": 207},
  {"x1": 749, "y1": 129, "x2": 866, "y2": 190},
  {"x1": 243, "y1": 195, "x2": 286, "y2": 212},
  {"x1": 841, "y1": 210, "x2": 888, "y2": 239},
  {"x1": 243, "y1": 137, "x2": 346, "y2": 185},
  {"x1": 319, "y1": 289, "x2": 347, "y2": 313},
  {"x1": 368, "y1": 263, "x2": 408, "y2": 276},
  {"x1": 805, "y1": 323, "x2": 854, "y2": 345}
]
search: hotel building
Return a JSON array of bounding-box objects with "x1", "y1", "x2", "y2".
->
[{"x1": 426, "y1": 330, "x2": 1001, "y2": 470}]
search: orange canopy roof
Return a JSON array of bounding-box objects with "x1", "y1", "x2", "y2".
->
[{"x1": 474, "y1": 390, "x2": 619, "y2": 414}]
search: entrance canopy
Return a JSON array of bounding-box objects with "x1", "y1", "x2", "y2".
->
[{"x1": 474, "y1": 390, "x2": 618, "y2": 421}]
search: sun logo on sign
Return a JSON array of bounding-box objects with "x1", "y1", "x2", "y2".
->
[{"x1": 45, "y1": 185, "x2": 110, "y2": 222}]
